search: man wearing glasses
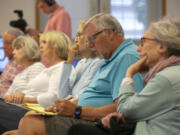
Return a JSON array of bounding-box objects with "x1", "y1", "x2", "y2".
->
[{"x1": 14, "y1": 13, "x2": 144, "y2": 135}]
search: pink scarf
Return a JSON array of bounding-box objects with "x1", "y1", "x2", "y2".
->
[{"x1": 144, "y1": 56, "x2": 180, "y2": 84}]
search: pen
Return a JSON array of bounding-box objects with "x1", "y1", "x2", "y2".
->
[{"x1": 65, "y1": 96, "x2": 74, "y2": 101}]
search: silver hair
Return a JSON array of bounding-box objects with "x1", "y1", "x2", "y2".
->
[
  {"x1": 150, "y1": 18, "x2": 180, "y2": 56},
  {"x1": 84, "y1": 13, "x2": 124, "y2": 37},
  {"x1": 6, "y1": 28, "x2": 24, "y2": 39},
  {"x1": 13, "y1": 36, "x2": 41, "y2": 62},
  {"x1": 40, "y1": 31, "x2": 71, "y2": 60}
]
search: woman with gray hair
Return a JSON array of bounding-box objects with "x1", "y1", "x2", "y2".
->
[
  {"x1": 101, "y1": 18, "x2": 180, "y2": 135},
  {"x1": 3, "y1": 36, "x2": 45, "y2": 101},
  {"x1": 7, "y1": 31, "x2": 70, "y2": 106},
  {"x1": 67, "y1": 18, "x2": 180, "y2": 135},
  {"x1": 0, "y1": 31, "x2": 71, "y2": 134},
  {"x1": 0, "y1": 36, "x2": 45, "y2": 134}
]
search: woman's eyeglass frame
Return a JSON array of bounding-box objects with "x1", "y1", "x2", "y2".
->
[{"x1": 140, "y1": 37, "x2": 157, "y2": 47}]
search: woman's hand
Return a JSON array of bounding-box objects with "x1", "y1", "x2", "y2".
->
[
  {"x1": 11, "y1": 93, "x2": 25, "y2": 104},
  {"x1": 3, "y1": 95, "x2": 13, "y2": 103},
  {"x1": 67, "y1": 44, "x2": 79, "y2": 64},
  {"x1": 126, "y1": 56, "x2": 149, "y2": 78},
  {"x1": 3, "y1": 93, "x2": 25, "y2": 104},
  {"x1": 101, "y1": 112, "x2": 125, "y2": 128}
]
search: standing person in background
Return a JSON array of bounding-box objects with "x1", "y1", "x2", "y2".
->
[
  {"x1": 27, "y1": 0, "x2": 72, "y2": 39},
  {"x1": 0, "y1": 28, "x2": 24, "y2": 97}
]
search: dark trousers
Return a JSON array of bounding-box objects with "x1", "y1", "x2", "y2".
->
[
  {"x1": 68, "y1": 117, "x2": 136, "y2": 135},
  {"x1": 45, "y1": 115, "x2": 95, "y2": 135},
  {"x1": 68, "y1": 123, "x2": 110, "y2": 135},
  {"x1": 0, "y1": 99, "x2": 28, "y2": 134}
]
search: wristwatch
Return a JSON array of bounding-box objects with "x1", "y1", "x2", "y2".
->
[{"x1": 74, "y1": 106, "x2": 82, "y2": 119}]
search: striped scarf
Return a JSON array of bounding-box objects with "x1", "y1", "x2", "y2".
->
[{"x1": 144, "y1": 55, "x2": 180, "y2": 84}]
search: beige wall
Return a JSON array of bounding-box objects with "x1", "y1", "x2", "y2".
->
[
  {"x1": 166, "y1": 0, "x2": 180, "y2": 18},
  {"x1": 0, "y1": 0, "x2": 180, "y2": 37},
  {"x1": 56, "y1": 0, "x2": 92, "y2": 38},
  {"x1": 0, "y1": 0, "x2": 36, "y2": 36}
]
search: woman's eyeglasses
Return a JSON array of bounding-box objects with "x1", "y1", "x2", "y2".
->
[{"x1": 140, "y1": 37, "x2": 157, "y2": 46}]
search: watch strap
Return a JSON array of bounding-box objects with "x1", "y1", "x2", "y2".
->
[{"x1": 74, "y1": 106, "x2": 82, "y2": 119}]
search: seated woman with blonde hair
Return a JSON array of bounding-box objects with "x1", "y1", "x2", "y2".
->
[
  {"x1": 0, "y1": 31, "x2": 71, "y2": 134},
  {"x1": 3, "y1": 21, "x2": 103, "y2": 135},
  {"x1": 22, "y1": 31, "x2": 71, "y2": 107}
]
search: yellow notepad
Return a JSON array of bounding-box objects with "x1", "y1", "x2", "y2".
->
[{"x1": 24, "y1": 103, "x2": 57, "y2": 116}]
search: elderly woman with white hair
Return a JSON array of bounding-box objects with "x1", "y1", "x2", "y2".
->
[
  {"x1": 67, "y1": 18, "x2": 180, "y2": 135},
  {"x1": 0, "y1": 35, "x2": 45, "y2": 134},
  {"x1": 3, "y1": 36, "x2": 45, "y2": 102},
  {"x1": 3, "y1": 31, "x2": 71, "y2": 106},
  {"x1": 115, "y1": 18, "x2": 180, "y2": 135},
  {"x1": 0, "y1": 31, "x2": 71, "y2": 134}
]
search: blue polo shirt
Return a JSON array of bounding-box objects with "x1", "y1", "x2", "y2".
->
[{"x1": 78, "y1": 39, "x2": 144, "y2": 107}]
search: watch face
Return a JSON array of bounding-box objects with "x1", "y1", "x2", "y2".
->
[
  {"x1": 74, "y1": 106, "x2": 82, "y2": 119},
  {"x1": 75, "y1": 108, "x2": 81, "y2": 115}
]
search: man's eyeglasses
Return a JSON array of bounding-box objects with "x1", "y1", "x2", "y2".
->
[
  {"x1": 140, "y1": 37, "x2": 157, "y2": 47},
  {"x1": 86, "y1": 29, "x2": 107, "y2": 44}
]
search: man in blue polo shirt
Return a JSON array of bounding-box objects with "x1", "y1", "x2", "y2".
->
[
  {"x1": 78, "y1": 39, "x2": 143, "y2": 107},
  {"x1": 15, "y1": 13, "x2": 144, "y2": 135}
]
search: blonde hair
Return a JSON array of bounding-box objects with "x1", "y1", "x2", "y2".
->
[
  {"x1": 40, "y1": 31, "x2": 71, "y2": 60},
  {"x1": 79, "y1": 20, "x2": 86, "y2": 30}
]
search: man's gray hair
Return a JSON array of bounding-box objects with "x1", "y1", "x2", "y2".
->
[
  {"x1": 84, "y1": 13, "x2": 124, "y2": 37},
  {"x1": 150, "y1": 18, "x2": 180, "y2": 56},
  {"x1": 13, "y1": 36, "x2": 41, "y2": 62},
  {"x1": 7, "y1": 28, "x2": 24, "y2": 39}
]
